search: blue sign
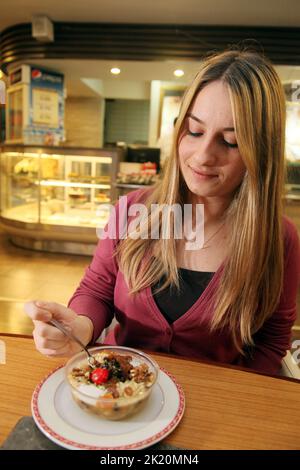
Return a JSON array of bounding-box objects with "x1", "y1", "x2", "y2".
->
[{"x1": 24, "y1": 66, "x2": 64, "y2": 145}]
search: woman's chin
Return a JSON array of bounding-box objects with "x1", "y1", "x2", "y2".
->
[{"x1": 185, "y1": 183, "x2": 221, "y2": 199}]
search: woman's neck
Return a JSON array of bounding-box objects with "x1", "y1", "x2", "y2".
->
[{"x1": 189, "y1": 194, "x2": 232, "y2": 225}]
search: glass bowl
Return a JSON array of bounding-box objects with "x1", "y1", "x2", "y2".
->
[{"x1": 65, "y1": 345, "x2": 159, "y2": 420}]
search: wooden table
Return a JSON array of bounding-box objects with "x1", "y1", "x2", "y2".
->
[{"x1": 1, "y1": 334, "x2": 300, "y2": 450}]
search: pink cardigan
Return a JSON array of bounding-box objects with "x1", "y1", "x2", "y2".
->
[{"x1": 68, "y1": 189, "x2": 300, "y2": 375}]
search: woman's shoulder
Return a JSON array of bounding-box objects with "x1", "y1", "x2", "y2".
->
[
  {"x1": 112, "y1": 187, "x2": 155, "y2": 235},
  {"x1": 283, "y1": 216, "x2": 299, "y2": 241},
  {"x1": 117, "y1": 186, "x2": 155, "y2": 208}
]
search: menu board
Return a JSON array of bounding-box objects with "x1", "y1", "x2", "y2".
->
[{"x1": 32, "y1": 88, "x2": 59, "y2": 127}]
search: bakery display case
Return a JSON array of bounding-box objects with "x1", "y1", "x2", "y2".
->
[
  {"x1": 114, "y1": 161, "x2": 160, "y2": 197},
  {"x1": 0, "y1": 145, "x2": 121, "y2": 254}
]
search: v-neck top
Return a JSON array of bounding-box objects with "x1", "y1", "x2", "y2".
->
[
  {"x1": 152, "y1": 268, "x2": 215, "y2": 324},
  {"x1": 68, "y1": 188, "x2": 300, "y2": 375}
]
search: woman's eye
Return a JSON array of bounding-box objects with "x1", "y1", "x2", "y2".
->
[
  {"x1": 187, "y1": 130, "x2": 238, "y2": 149},
  {"x1": 187, "y1": 130, "x2": 203, "y2": 137},
  {"x1": 224, "y1": 141, "x2": 238, "y2": 148}
]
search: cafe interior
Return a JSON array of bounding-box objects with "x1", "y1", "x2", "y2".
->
[{"x1": 0, "y1": 0, "x2": 300, "y2": 451}]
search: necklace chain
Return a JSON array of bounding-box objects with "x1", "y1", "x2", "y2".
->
[
  {"x1": 202, "y1": 222, "x2": 226, "y2": 249},
  {"x1": 183, "y1": 221, "x2": 226, "y2": 248}
]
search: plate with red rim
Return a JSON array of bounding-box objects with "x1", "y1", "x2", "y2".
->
[{"x1": 31, "y1": 365, "x2": 185, "y2": 450}]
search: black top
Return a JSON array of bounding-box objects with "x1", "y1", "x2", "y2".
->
[{"x1": 152, "y1": 268, "x2": 215, "y2": 324}]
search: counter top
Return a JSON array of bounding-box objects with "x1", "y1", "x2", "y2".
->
[{"x1": 1, "y1": 334, "x2": 300, "y2": 449}]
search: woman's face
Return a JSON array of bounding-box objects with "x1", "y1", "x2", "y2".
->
[{"x1": 178, "y1": 80, "x2": 246, "y2": 201}]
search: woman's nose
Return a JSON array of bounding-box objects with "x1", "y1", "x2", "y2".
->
[{"x1": 193, "y1": 135, "x2": 218, "y2": 166}]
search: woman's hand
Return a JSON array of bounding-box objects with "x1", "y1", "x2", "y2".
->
[{"x1": 24, "y1": 300, "x2": 94, "y2": 357}]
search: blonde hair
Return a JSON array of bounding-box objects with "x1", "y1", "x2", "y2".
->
[{"x1": 116, "y1": 48, "x2": 286, "y2": 350}]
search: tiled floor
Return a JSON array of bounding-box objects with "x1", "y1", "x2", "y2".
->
[{"x1": 0, "y1": 230, "x2": 91, "y2": 335}]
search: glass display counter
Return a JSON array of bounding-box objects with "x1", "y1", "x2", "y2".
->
[
  {"x1": 0, "y1": 145, "x2": 121, "y2": 254},
  {"x1": 114, "y1": 161, "x2": 160, "y2": 197}
]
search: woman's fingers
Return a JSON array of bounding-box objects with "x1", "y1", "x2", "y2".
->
[
  {"x1": 32, "y1": 321, "x2": 69, "y2": 352},
  {"x1": 44, "y1": 345, "x2": 75, "y2": 357},
  {"x1": 33, "y1": 345, "x2": 71, "y2": 357},
  {"x1": 33, "y1": 332, "x2": 66, "y2": 351},
  {"x1": 33, "y1": 320, "x2": 66, "y2": 342},
  {"x1": 33, "y1": 325, "x2": 67, "y2": 351},
  {"x1": 33, "y1": 332, "x2": 76, "y2": 357},
  {"x1": 24, "y1": 301, "x2": 52, "y2": 322},
  {"x1": 25, "y1": 300, "x2": 83, "y2": 358}
]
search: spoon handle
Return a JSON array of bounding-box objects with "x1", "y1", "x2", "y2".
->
[{"x1": 49, "y1": 318, "x2": 89, "y2": 355}]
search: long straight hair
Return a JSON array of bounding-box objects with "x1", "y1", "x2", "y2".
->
[{"x1": 116, "y1": 48, "x2": 286, "y2": 349}]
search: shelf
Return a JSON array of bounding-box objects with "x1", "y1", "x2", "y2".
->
[
  {"x1": 37, "y1": 180, "x2": 111, "y2": 189},
  {"x1": 9, "y1": 173, "x2": 37, "y2": 180},
  {"x1": 285, "y1": 194, "x2": 300, "y2": 201},
  {"x1": 9, "y1": 175, "x2": 111, "y2": 187},
  {"x1": 67, "y1": 176, "x2": 111, "y2": 182},
  {"x1": 115, "y1": 183, "x2": 153, "y2": 189}
]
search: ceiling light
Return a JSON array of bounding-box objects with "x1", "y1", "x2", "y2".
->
[
  {"x1": 110, "y1": 67, "x2": 121, "y2": 75},
  {"x1": 174, "y1": 69, "x2": 184, "y2": 78}
]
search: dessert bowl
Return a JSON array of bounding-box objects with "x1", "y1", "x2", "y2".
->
[{"x1": 65, "y1": 345, "x2": 159, "y2": 420}]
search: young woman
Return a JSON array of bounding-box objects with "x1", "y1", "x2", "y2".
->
[{"x1": 25, "y1": 49, "x2": 300, "y2": 375}]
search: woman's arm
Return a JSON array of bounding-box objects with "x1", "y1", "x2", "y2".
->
[
  {"x1": 68, "y1": 195, "x2": 126, "y2": 343},
  {"x1": 68, "y1": 232, "x2": 117, "y2": 344},
  {"x1": 68, "y1": 189, "x2": 144, "y2": 343},
  {"x1": 236, "y1": 218, "x2": 300, "y2": 375}
]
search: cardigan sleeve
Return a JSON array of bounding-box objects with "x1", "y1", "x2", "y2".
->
[
  {"x1": 236, "y1": 218, "x2": 300, "y2": 375},
  {"x1": 67, "y1": 223, "x2": 118, "y2": 344},
  {"x1": 67, "y1": 193, "x2": 126, "y2": 343},
  {"x1": 67, "y1": 189, "x2": 148, "y2": 343}
]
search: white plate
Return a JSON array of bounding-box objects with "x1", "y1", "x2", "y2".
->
[{"x1": 31, "y1": 365, "x2": 185, "y2": 450}]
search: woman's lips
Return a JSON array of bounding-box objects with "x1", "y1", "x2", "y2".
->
[{"x1": 190, "y1": 167, "x2": 218, "y2": 180}]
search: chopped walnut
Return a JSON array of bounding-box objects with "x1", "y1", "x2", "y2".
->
[
  {"x1": 130, "y1": 364, "x2": 152, "y2": 383},
  {"x1": 124, "y1": 387, "x2": 133, "y2": 396},
  {"x1": 145, "y1": 372, "x2": 155, "y2": 387},
  {"x1": 72, "y1": 368, "x2": 85, "y2": 377}
]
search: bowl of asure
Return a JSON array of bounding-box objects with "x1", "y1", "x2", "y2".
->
[{"x1": 65, "y1": 346, "x2": 159, "y2": 420}]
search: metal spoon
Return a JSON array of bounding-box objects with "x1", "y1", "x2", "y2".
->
[{"x1": 49, "y1": 318, "x2": 99, "y2": 368}]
